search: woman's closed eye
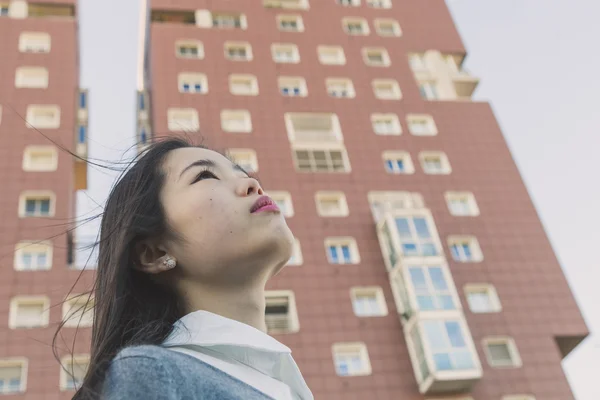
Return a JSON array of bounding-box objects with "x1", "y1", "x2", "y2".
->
[{"x1": 192, "y1": 168, "x2": 219, "y2": 183}]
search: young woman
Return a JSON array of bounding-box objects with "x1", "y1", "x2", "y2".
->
[{"x1": 69, "y1": 138, "x2": 314, "y2": 399}]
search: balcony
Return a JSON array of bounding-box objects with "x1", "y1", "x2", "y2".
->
[{"x1": 451, "y1": 69, "x2": 480, "y2": 99}]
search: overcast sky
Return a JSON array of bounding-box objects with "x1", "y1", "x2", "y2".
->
[{"x1": 77, "y1": 1, "x2": 599, "y2": 398}]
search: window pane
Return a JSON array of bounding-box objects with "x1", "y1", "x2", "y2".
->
[
  {"x1": 341, "y1": 246, "x2": 351, "y2": 262},
  {"x1": 423, "y1": 321, "x2": 447, "y2": 350},
  {"x1": 414, "y1": 218, "x2": 431, "y2": 238},
  {"x1": 25, "y1": 200, "x2": 36, "y2": 214},
  {"x1": 454, "y1": 351, "x2": 475, "y2": 369},
  {"x1": 489, "y1": 343, "x2": 512, "y2": 362},
  {"x1": 417, "y1": 295, "x2": 435, "y2": 310},
  {"x1": 439, "y1": 295, "x2": 455, "y2": 310},
  {"x1": 428, "y1": 267, "x2": 448, "y2": 290},
  {"x1": 433, "y1": 353, "x2": 453, "y2": 371},
  {"x1": 40, "y1": 199, "x2": 50, "y2": 213},
  {"x1": 445, "y1": 322, "x2": 466, "y2": 347},
  {"x1": 329, "y1": 246, "x2": 338, "y2": 263},
  {"x1": 395, "y1": 218, "x2": 411, "y2": 238},
  {"x1": 409, "y1": 268, "x2": 427, "y2": 289}
]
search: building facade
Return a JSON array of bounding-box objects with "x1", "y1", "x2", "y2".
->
[{"x1": 0, "y1": 0, "x2": 91, "y2": 398}]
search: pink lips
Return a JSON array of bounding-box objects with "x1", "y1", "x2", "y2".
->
[{"x1": 250, "y1": 195, "x2": 280, "y2": 214}]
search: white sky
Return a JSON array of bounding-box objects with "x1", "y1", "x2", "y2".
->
[{"x1": 77, "y1": 1, "x2": 599, "y2": 398}]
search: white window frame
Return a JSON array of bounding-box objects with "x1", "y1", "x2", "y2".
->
[
  {"x1": 372, "y1": 79, "x2": 401, "y2": 100},
  {"x1": 278, "y1": 76, "x2": 308, "y2": 97},
  {"x1": 350, "y1": 287, "x2": 388, "y2": 317},
  {"x1": 224, "y1": 41, "x2": 253, "y2": 61},
  {"x1": 229, "y1": 74, "x2": 259, "y2": 96},
  {"x1": 178, "y1": 73, "x2": 208, "y2": 94},
  {"x1": 399, "y1": 261, "x2": 462, "y2": 313},
  {"x1": 407, "y1": 114, "x2": 438, "y2": 136},
  {"x1": 317, "y1": 46, "x2": 346, "y2": 65},
  {"x1": 264, "y1": 290, "x2": 300, "y2": 334},
  {"x1": 211, "y1": 12, "x2": 247, "y2": 29},
  {"x1": 367, "y1": 0, "x2": 392, "y2": 8},
  {"x1": 445, "y1": 191, "x2": 479, "y2": 216},
  {"x1": 227, "y1": 148, "x2": 259, "y2": 172},
  {"x1": 419, "y1": 80, "x2": 439, "y2": 100},
  {"x1": 293, "y1": 144, "x2": 351, "y2": 173},
  {"x1": 8, "y1": 296, "x2": 50, "y2": 329},
  {"x1": 325, "y1": 237, "x2": 360, "y2": 264},
  {"x1": 447, "y1": 235, "x2": 484, "y2": 262},
  {"x1": 337, "y1": 0, "x2": 360, "y2": 6},
  {"x1": 277, "y1": 14, "x2": 304, "y2": 32},
  {"x1": 408, "y1": 53, "x2": 428, "y2": 72},
  {"x1": 285, "y1": 113, "x2": 343, "y2": 143},
  {"x1": 342, "y1": 17, "x2": 370, "y2": 35},
  {"x1": 26, "y1": 105, "x2": 60, "y2": 129},
  {"x1": 62, "y1": 294, "x2": 94, "y2": 328},
  {"x1": 175, "y1": 40, "x2": 204, "y2": 59},
  {"x1": 382, "y1": 151, "x2": 415, "y2": 174},
  {"x1": 419, "y1": 151, "x2": 452, "y2": 175},
  {"x1": 263, "y1": 0, "x2": 309, "y2": 10},
  {"x1": 483, "y1": 337, "x2": 523, "y2": 368},
  {"x1": 268, "y1": 191, "x2": 294, "y2": 217},
  {"x1": 326, "y1": 78, "x2": 355, "y2": 98},
  {"x1": 374, "y1": 19, "x2": 401, "y2": 37},
  {"x1": 220, "y1": 110, "x2": 252, "y2": 133},
  {"x1": 167, "y1": 108, "x2": 199, "y2": 132},
  {"x1": 18, "y1": 191, "x2": 56, "y2": 217},
  {"x1": 19, "y1": 32, "x2": 51, "y2": 53},
  {"x1": 15, "y1": 66, "x2": 49, "y2": 89},
  {"x1": 362, "y1": 47, "x2": 391, "y2": 67},
  {"x1": 464, "y1": 284, "x2": 502, "y2": 313},
  {"x1": 60, "y1": 355, "x2": 89, "y2": 391},
  {"x1": 22, "y1": 145, "x2": 58, "y2": 171},
  {"x1": 271, "y1": 43, "x2": 300, "y2": 63},
  {"x1": 14, "y1": 241, "x2": 53, "y2": 271},
  {"x1": 332, "y1": 342, "x2": 372, "y2": 376},
  {"x1": 0, "y1": 358, "x2": 28, "y2": 395},
  {"x1": 315, "y1": 191, "x2": 349, "y2": 217},
  {"x1": 371, "y1": 113, "x2": 401, "y2": 135},
  {"x1": 286, "y1": 237, "x2": 303, "y2": 266}
]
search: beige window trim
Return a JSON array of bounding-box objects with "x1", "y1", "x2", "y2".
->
[
  {"x1": 0, "y1": 358, "x2": 28, "y2": 394},
  {"x1": 18, "y1": 190, "x2": 56, "y2": 217},
  {"x1": 167, "y1": 108, "x2": 199, "y2": 132},
  {"x1": 265, "y1": 290, "x2": 300, "y2": 333},
  {"x1": 14, "y1": 241, "x2": 53, "y2": 271},
  {"x1": 324, "y1": 237, "x2": 360, "y2": 264},
  {"x1": 315, "y1": 191, "x2": 349, "y2": 217},
  {"x1": 9, "y1": 296, "x2": 50, "y2": 329},
  {"x1": 59, "y1": 355, "x2": 90, "y2": 391},
  {"x1": 483, "y1": 337, "x2": 523, "y2": 368},
  {"x1": 332, "y1": 342, "x2": 372, "y2": 376},
  {"x1": 350, "y1": 286, "x2": 388, "y2": 317},
  {"x1": 62, "y1": 294, "x2": 95, "y2": 328},
  {"x1": 22, "y1": 145, "x2": 58, "y2": 171},
  {"x1": 268, "y1": 191, "x2": 294, "y2": 217}
]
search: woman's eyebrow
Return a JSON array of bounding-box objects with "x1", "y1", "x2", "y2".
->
[{"x1": 179, "y1": 159, "x2": 254, "y2": 180}]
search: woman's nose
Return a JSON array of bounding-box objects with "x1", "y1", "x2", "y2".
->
[{"x1": 239, "y1": 177, "x2": 264, "y2": 197}]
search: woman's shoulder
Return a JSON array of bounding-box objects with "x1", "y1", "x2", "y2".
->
[{"x1": 111, "y1": 344, "x2": 176, "y2": 362}]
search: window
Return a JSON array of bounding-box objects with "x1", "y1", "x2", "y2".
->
[
  {"x1": 448, "y1": 236, "x2": 483, "y2": 262},
  {"x1": 0, "y1": 359, "x2": 27, "y2": 395},
  {"x1": 212, "y1": 13, "x2": 245, "y2": 29},
  {"x1": 22, "y1": 146, "x2": 58, "y2": 171},
  {"x1": 332, "y1": 343, "x2": 372, "y2": 376},
  {"x1": 325, "y1": 237, "x2": 360, "y2": 264},
  {"x1": 268, "y1": 191, "x2": 294, "y2": 217},
  {"x1": 363, "y1": 48, "x2": 390, "y2": 66},
  {"x1": 178, "y1": 73, "x2": 208, "y2": 94},
  {"x1": 285, "y1": 113, "x2": 343, "y2": 142},
  {"x1": 374, "y1": 19, "x2": 401, "y2": 37},
  {"x1": 394, "y1": 216, "x2": 439, "y2": 257},
  {"x1": 224, "y1": 42, "x2": 253, "y2": 61},
  {"x1": 293, "y1": 147, "x2": 350, "y2": 173},
  {"x1": 264, "y1": 0, "x2": 309, "y2": 9},
  {"x1": 227, "y1": 149, "x2": 258, "y2": 172},
  {"x1": 419, "y1": 151, "x2": 451, "y2": 174},
  {"x1": 79, "y1": 90, "x2": 87, "y2": 109},
  {"x1": 286, "y1": 238, "x2": 303, "y2": 265},
  {"x1": 408, "y1": 265, "x2": 457, "y2": 311},
  {"x1": 167, "y1": 108, "x2": 199, "y2": 132},
  {"x1": 265, "y1": 291, "x2": 300, "y2": 334},
  {"x1": 382, "y1": 151, "x2": 414, "y2": 174},
  {"x1": 367, "y1": 0, "x2": 392, "y2": 8},
  {"x1": 14, "y1": 241, "x2": 52, "y2": 271},
  {"x1": 408, "y1": 53, "x2": 428, "y2": 72},
  {"x1": 337, "y1": 0, "x2": 360, "y2": 6},
  {"x1": 229, "y1": 74, "x2": 259, "y2": 96},
  {"x1": 19, "y1": 191, "x2": 55, "y2": 217},
  {"x1": 279, "y1": 76, "x2": 307, "y2": 97},
  {"x1": 445, "y1": 192, "x2": 479, "y2": 216},
  {"x1": 0, "y1": 4, "x2": 8, "y2": 16},
  {"x1": 483, "y1": 337, "x2": 522, "y2": 368},
  {"x1": 9, "y1": 296, "x2": 50, "y2": 329},
  {"x1": 315, "y1": 191, "x2": 349, "y2": 217},
  {"x1": 78, "y1": 125, "x2": 87, "y2": 144},
  {"x1": 277, "y1": 14, "x2": 304, "y2": 32},
  {"x1": 372, "y1": 79, "x2": 401, "y2": 100},
  {"x1": 371, "y1": 113, "x2": 401, "y2": 135},
  {"x1": 221, "y1": 110, "x2": 252, "y2": 133},
  {"x1": 15, "y1": 66, "x2": 49, "y2": 88},
  {"x1": 407, "y1": 114, "x2": 437, "y2": 136},
  {"x1": 419, "y1": 81, "x2": 439, "y2": 100},
  {"x1": 60, "y1": 356, "x2": 89, "y2": 391},
  {"x1": 465, "y1": 284, "x2": 502, "y2": 313},
  {"x1": 175, "y1": 40, "x2": 204, "y2": 59},
  {"x1": 19, "y1": 32, "x2": 51, "y2": 53},
  {"x1": 272, "y1": 43, "x2": 300, "y2": 63},
  {"x1": 26, "y1": 105, "x2": 60, "y2": 129},
  {"x1": 350, "y1": 287, "x2": 388, "y2": 317},
  {"x1": 317, "y1": 46, "x2": 346, "y2": 65},
  {"x1": 342, "y1": 17, "x2": 369, "y2": 35},
  {"x1": 62, "y1": 294, "x2": 94, "y2": 328},
  {"x1": 422, "y1": 319, "x2": 476, "y2": 371},
  {"x1": 326, "y1": 78, "x2": 355, "y2": 98}
]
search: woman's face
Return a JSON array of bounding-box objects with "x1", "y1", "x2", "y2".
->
[{"x1": 159, "y1": 147, "x2": 294, "y2": 287}]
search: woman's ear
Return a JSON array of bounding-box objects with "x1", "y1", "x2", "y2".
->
[{"x1": 133, "y1": 240, "x2": 176, "y2": 274}]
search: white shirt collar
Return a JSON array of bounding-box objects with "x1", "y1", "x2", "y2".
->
[{"x1": 162, "y1": 310, "x2": 313, "y2": 400}]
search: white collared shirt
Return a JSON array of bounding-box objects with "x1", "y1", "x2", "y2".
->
[{"x1": 161, "y1": 310, "x2": 314, "y2": 400}]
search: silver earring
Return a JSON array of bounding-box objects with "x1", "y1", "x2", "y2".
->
[{"x1": 163, "y1": 256, "x2": 176, "y2": 269}]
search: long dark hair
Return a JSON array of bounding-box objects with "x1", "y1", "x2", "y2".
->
[{"x1": 55, "y1": 137, "x2": 204, "y2": 399}]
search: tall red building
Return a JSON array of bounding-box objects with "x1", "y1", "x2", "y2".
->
[
  {"x1": 137, "y1": 1, "x2": 588, "y2": 399},
  {"x1": 0, "y1": 0, "x2": 91, "y2": 398}
]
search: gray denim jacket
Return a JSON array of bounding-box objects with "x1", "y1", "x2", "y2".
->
[{"x1": 102, "y1": 345, "x2": 275, "y2": 399}]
